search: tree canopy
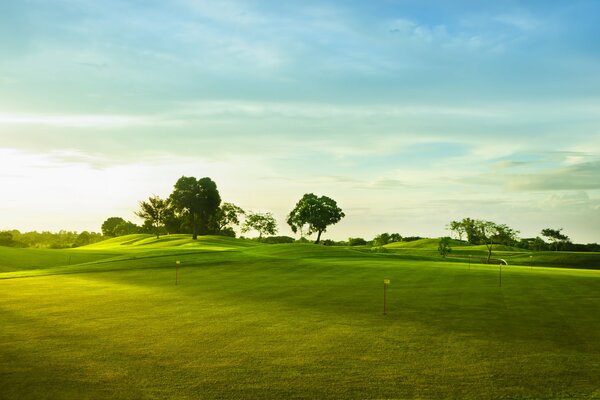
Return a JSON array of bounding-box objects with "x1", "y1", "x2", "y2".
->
[
  {"x1": 242, "y1": 212, "x2": 277, "y2": 240},
  {"x1": 135, "y1": 196, "x2": 171, "y2": 239},
  {"x1": 101, "y1": 217, "x2": 127, "y2": 237},
  {"x1": 287, "y1": 193, "x2": 345, "y2": 244},
  {"x1": 541, "y1": 228, "x2": 570, "y2": 251},
  {"x1": 170, "y1": 176, "x2": 221, "y2": 240}
]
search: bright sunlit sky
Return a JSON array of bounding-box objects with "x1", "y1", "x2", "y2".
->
[{"x1": 1, "y1": 0, "x2": 600, "y2": 242}]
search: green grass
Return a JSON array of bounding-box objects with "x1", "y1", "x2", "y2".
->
[{"x1": 1, "y1": 235, "x2": 599, "y2": 399}]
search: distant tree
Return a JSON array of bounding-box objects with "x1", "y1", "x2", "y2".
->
[
  {"x1": 373, "y1": 233, "x2": 390, "y2": 246},
  {"x1": 461, "y1": 218, "x2": 484, "y2": 244},
  {"x1": 402, "y1": 236, "x2": 423, "y2": 242},
  {"x1": 447, "y1": 220, "x2": 466, "y2": 241},
  {"x1": 170, "y1": 176, "x2": 221, "y2": 240},
  {"x1": 348, "y1": 237, "x2": 367, "y2": 246},
  {"x1": 113, "y1": 221, "x2": 140, "y2": 237},
  {"x1": 101, "y1": 217, "x2": 126, "y2": 237},
  {"x1": 261, "y1": 236, "x2": 295, "y2": 244},
  {"x1": 519, "y1": 237, "x2": 547, "y2": 251},
  {"x1": 135, "y1": 196, "x2": 171, "y2": 239},
  {"x1": 72, "y1": 231, "x2": 91, "y2": 247},
  {"x1": 209, "y1": 202, "x2": 245, "y2": 236},
  {"x1": 530, "y1": 236, "x2": 548, "y2": 251},
  {"x1": 389, "y1": 233, "x2": 402, "y2": 243},
  {"x1": 474, "y1": 220, "x2": 519, "y2": 263},
  {"x1": 0, "y1": 231, "x2": 14, "y2": 246},
  {"x1": 242, "y1": 212, "x2": 277, "y2": 240},
  {"x1": 541, "y1": 228, "x2": 569, "y2": 251},
  {"x1": 287, "y1": 193, "x2": 345, "y2": 244},
  {"x1": 374, "y1": 232, "x2": 401, "y2": 246},
  {"x1": 438, "y1": 236, "x2": 452, "y2": 258}
]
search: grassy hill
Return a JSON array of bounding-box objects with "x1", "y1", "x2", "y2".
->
[{"x1": 1, "y1": 235, "x2": 599, "y2": 399}]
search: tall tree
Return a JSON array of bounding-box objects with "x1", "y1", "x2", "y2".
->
[
  {"x1": 241, "y1": 212, "x2": 277, "y2": 240},
  {"x1": 135, "y1": 196, "x2": 171, "y2": 239},
  {"x1": 287, "y1": 193, "x2": 345, "y2": 244},
  {"x1": 541, "y1": 228, "x2": 569, "y2": 251},
  {"x1": 170, "y1": 176, "x2": 221, "y2": 240}
]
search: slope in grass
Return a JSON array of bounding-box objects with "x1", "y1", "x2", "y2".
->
[
  {"x1": 1, "y1": 249, "x2": 599, "y2": 399},
  {"x1": 0, "y1": 246, "x2": 119, "y2": 273}
]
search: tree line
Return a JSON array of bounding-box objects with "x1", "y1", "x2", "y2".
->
[
  {"x1": 445, "y1": 218, "x2": 600, "y2": 257},
  {"x1": 0, "y1": 230, "x2": 104, "y2": 249},
  {"x1": 3, "y1": 176, "x2": 599, "y2": 252},
  {"x1": 103, "y1": 176, "x2": 346, "y2": 244}
]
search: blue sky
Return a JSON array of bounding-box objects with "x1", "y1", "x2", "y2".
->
[{"x1": 1, "y1": 0, "x2": 599, "y2": 242}]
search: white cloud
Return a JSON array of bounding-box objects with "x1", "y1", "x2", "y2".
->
[{"x1": 0, "y1": 113, "x2": 163, "y2": 128}]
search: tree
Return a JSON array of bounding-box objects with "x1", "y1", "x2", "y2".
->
[
  {"x1": 461, "y1": 218, "x2": 484, "y2": 244},
  {"x1": 101, "y1": 217, "x2": 126, "y2": 237},
  {"x1": 474, "y1": 220, "x2": 519, "y2": 263},
  {"x1": 447, "y1": 220, "x2": 466, "y2": 241},
  {"x1": 113, "y1": 221, "x2": 140, "y2": 236},
  {"x1": 373, "y1": 232, "x2": 401, "y2": 246},
  {"x1": 209, "y1": 202, "x2": 245, "y2": 235},
  {"x1": 287, "y1": 193, "x2": 345, "y2": 244},
  {"x1": 348, "y1": 237, "x2": 367, "y2": 246},
  {"x1": 135, "y1": 196, "x2": 171, "y2": 239},
  {"x1": 0, "y1": 231, "x2": 14, "y2": 246},
  {"x1": 170, "y1": 176, "x2": 221, "y2": 240},
  {"x1": 72, "y1": 231, "x2": 91, "y2": 247},
  {"x1": 438, "y1": 236, "x2": 452, "y2": 258},
  {"x1": 389, "y1": 233, "x2": 402, "y2": 243},
  {"x1": 242, "y1": 212, "x2": 277, "y2": 240},
  {"x1": 541, "y1": 228, "x2": 569, "y2": 251}
]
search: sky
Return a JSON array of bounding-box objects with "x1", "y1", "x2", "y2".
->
[{"x1": 1, "y1": 0, "x2": 600, "y2": 242}]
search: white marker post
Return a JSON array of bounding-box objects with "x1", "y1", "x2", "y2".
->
[
  {"x1": 176, "y1": 260, "x2": 181, "y2": 285},
  {"x1": 383, "y1": 279, "x2": 390, "y2": 315}
]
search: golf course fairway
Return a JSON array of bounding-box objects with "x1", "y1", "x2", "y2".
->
[{"x1": 1, "y1": 235, "x2": 599, "y2": 399}]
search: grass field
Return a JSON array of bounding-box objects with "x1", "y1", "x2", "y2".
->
[{"x1": 1, "y1": 235, "x2": 599, "y2": 399}]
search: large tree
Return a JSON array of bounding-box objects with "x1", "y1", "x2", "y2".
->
[
  {"x1": 475, "y1": 220, "x2": 519, "y2": 263},
  {"x1": 169, "y1": 176, "x2": 221, "y2": 240},
  {"x1": 135, "y1": 196, "x2": 171, "y2": 239},
  {"x1": 101, "y1": 217, "x2": 126, "y2": 237},
  {"x1": 242, "y1": 212, "x2": 277, "y2": 240},
  {"x1": 541, "y1": 228, "x2": 569, "y2": 251},
  {"x1": 287, "y1": 193, "x2": 345, "y2": 244}
]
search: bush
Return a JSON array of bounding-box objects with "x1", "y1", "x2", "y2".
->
[
  {"x1": 262, "y1": 236, "x2": 295, "y2": 244},
  {"x1": 348, "y1": 237, "x2": 367, "y2": 246}
]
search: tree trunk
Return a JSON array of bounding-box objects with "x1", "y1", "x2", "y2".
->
[
  {"x1": 486, "y1": 241, "x2": 493, "y2": 263},
  {"x1": 315, "y1": 230, "x2": 322, "y2": 244}
]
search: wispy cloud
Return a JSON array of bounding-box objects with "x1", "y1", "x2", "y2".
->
[{"x1": 0, "y1": 113, "x2": 164, "y2": 128}]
